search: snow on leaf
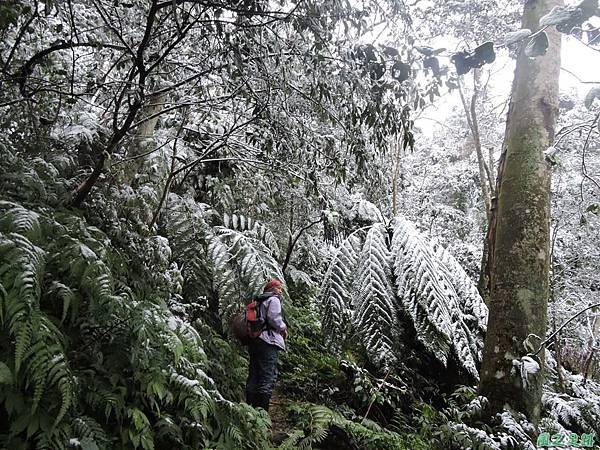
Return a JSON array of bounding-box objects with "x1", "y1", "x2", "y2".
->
[
  {"x1": 525, "y1": 32, "x2": 549, "y2": 58},
  {"x1": 502, "y1": 29, "x2": 532, "y2": 46},
  {"x1": 540, "y1": 6, "x2": 580, "y2": 27},
  {"x1": 515, "y1": 356, "x2": 540, "y2": 389},
  {"x1": 584, "y1": 86, "x2": 600, "y2": 109}
]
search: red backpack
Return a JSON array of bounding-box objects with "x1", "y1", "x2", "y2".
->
[{"x1": 231, "y1": 293, "x2": 272, "y2": 345}]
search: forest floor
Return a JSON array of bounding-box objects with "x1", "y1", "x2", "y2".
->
[{"x1": 269, "y1": 387, "x2": 291, "y2": 445}]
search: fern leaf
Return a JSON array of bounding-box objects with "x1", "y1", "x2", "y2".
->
[
  {"x1": 208, "y1": 231, "x2": 243, "y2": 314},
  {"x1": 212, "y1": 227, "x2": 284, "y2": 320},
  {"x1": 391, "y1": 218, "x2": 479, "y2": 378},
  {"x1": 353, "y1": 224, "x2": 397, "y2": 368},
  {"x1": 0, "y1": 203, "x2": 42, "y2": 242},
  {"x1": 164, "y1": 194, "x2": 214, "y2": 300},
  {"x1": 223, "y1": 213, "x2": 280, "y2": 257},
  {"x1": 392, "y1": 218, "x2": 453, "y2": 365},
  {"x1": 280, "y1": 429, "x2": 305, "y2": 448},
  {"x1": 321, "y1": 233, "x2": 362, "y2": 350},
  {"x1": 72, "y1": 416, "x2": 110, "y2": 448},
  {"x1": 14, "y1": 317, "x2": 33, "y2": 374},
  {"x1": 47, "y1": 282, "x2": 76, "y2": 324},
  {"x1": 0, "y1": 233, "x2": 46, "y2": 321},
  {"x1": 431, "y1": 241, "x2": 488, "y2": 335}
]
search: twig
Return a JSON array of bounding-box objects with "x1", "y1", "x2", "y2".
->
[
  {"x1": 532, "y1": 302, "x2": 600, "y2": 356},
  {"x1": 361, "y1": 369, "x2": 391, "y2": 424}
]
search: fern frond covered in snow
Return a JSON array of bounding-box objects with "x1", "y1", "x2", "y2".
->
[
  {"x1": 212, "y1": 226, "x2": 284, "y2": 321},
  {"x1": 321, "y1": 215, "x2": 484, "y2": 377},
  {"x1": 392, "y1": 217, "x2": 480, "y2": 378},
  {"x1": 223, "y1": 213, "x2": 281, "y2": 257},
  {"x1": 321, "y1": 233, "x2": 362, "y2": 350},
  {"x1": 353, "y1": 224, "x2": 397, "y2": 368},
  {"x1": 0, "y1": 188, "x2": 275, "y2": 448},
  {"x1": 165, "y1": 196, "x2": 283, "y2": 325},
  {"x1": 431, "y1": 240, "x2": 488, "y2": 338}
]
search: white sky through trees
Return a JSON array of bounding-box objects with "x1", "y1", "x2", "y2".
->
[{"x1": 413, "y1": 25, "x2": 600, "y2": 137}]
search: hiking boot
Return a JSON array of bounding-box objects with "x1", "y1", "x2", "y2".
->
[{"x1": 255, "y1": 393, "x2": 271, "y2": 412}]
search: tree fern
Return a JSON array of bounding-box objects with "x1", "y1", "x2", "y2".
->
[
  {"x1": 392, "y1": 217, "x2": 480, "y2": 378},
  {"x1": 0, "y1": 222, "x2": 74, "y2": 436},
  {"x1": 282, "y1": 402, "x2": 414, "y2": 450},
  {"x1": 0, "y1": 202, "x2": 42, "y2": 241},
  {"x1": 321, "y1": 233, "x2": 362, "y2": 350},
  {"x1": 165, "y1": 196, "x2": 284, "y2": 326},
  {"x1": 223, "y1": 213, "x2": 280, "y2": 257},
  {"x1": 353, "y1": 224, "x2": 398, "y2": 368},
  {"x1": 72, "y1": 416, "x2": 111, "y2": 449},
  {"x1": 208, "y1": 230, "x2": 241, "y2": 310},
  {"x1": 164, "y1": 194, "x2": 214, "y2": 302},
  {"x1": 0, "y1": 153, "x2": 280, "y2": 448},
  {"x1": 431, "y1": 240, "x2": 488, "y2": 338},
  {"x1": 391, "y1": 218, "x2": 455, "y2": 366},
  {"x1": 212, "y1": 226, "x2": 284, "y2": 322},
  {"x1": 321, "y1": 215, "x2": 484, "y2": 378}
]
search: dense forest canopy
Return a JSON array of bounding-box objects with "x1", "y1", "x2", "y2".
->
[{"x1": 1, "y1": 0, "x2": 600, "y2": 449}]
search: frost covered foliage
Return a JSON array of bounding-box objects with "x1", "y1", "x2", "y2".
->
[
  {"x1": 540, "y1": 351, "x2": 600, "y2": 439},
  {"x1": 162, "y1": 198, "x2": 284, "y2": 329},
  {"x1": 434, "y1": 351, "x2": 600, "y2": 449},
  {"x1": 431, "y1": 388, "x2": 539, "y2": 449},
  {"x1": 321, "y1": 208, "x2": 488, "y2": 379},
  {"x1": 0, "y1": 150, "x2": 274, "y2": 449}
]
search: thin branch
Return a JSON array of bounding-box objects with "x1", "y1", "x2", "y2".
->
[
  {"x1": 532, "y1": 302, "x2": 600, "y2": 356},
  {"x1": 18, "y1": 41, "x2": 128, "y2": 96},
  {"x1": 560, "y1": 67, "x2": 600, "y2": 84},
  {"x1": 580, "y1": 111, "x2": 600, "y2": 202},
  {"x1": 282, "y1": 217, "x2": 323, "y2": 273}
]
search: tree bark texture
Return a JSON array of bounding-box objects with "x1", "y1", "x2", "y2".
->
[
  {"x1": 124, "y1": 92, "x2": 166, "y2": 184},
  {"x1": 479, "y1": 0, "x2": 562, "y2": 425}
]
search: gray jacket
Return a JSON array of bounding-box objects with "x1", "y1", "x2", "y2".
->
[{"x1": 258, "y1": 293, "x2": 287, "y2": 351}]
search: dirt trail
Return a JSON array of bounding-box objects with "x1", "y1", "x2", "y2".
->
[{"x1": 269, "y1": 387, "x2": 290, "y2": 445}]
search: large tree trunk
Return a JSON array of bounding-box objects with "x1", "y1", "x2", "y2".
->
[{"x1": 479, "y1": 0, "x2": 562, "y2": 425}]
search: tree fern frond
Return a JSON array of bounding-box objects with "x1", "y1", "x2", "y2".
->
[
  {"x1": 20, "y1": 315, "x2": 73, "y2": 421},
  {"x1": 47, "y1": 281, "x2": 77, "y2": 324},
  {"x1": 164, "y1": 194, "x2": 214, "y2": 300},
  {"x1": 24, "y1": 338, "x2": 49, "y2": 411},
  {"x1": 84, "y1": 386, "x2": 125, "y2": 421},
  {"x1": 170, "y1": 372, "x2": 215, "y2": 421},
  {"x1": 280, "y1": 429, "x2": 305, "y2": 449},
  {"x1": 223, "y1": 213, "x2": 280, "y2": 257},
  {"x1": 391, "y1": 218, "x2": 453, "y2": 366},
  {"x1": 72, "y1": 416, "x2": 111, "y2": 449},
  {"x1": 431, "y1": 241, "x2": 488, "y2": 336},
  {"x1": 0, "y1": 203, "x2": 42, "y2": 242},
  {"x1": 391, "y1": 218, "x2": 479, "y2": 378},
  {"x1": 33, "y1": 422, "x2": 73, "y2": 450},
  {"x1": 0, "y1": 233, "x2": 46, "y2": 322},
  {"x1": 13, "y1": 317, "x2": 33, "y2": 373},
  {"x1": 223, "y1": 424, "x2": 243, "y2": 447},
  {"x1": 321, "y1": 233, "x2": 362, "y2": 350},
  {"x1": 212, "y1": 227, "x2": 284, "y2": 319},
  {"x1": 208, "y1": 232, "x2": 243, "y2": 313},
  {"x1": 353, "y1": 224, "x2": 397, "y2": 368}
]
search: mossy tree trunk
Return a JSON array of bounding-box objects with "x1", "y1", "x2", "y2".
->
[{"x1": 479, "y1": 0, "x2": 562, "y2": 425}]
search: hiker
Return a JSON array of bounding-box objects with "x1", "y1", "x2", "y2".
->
[{"x1": 245, "y1": 279, "x2": 288, "y2": 411}]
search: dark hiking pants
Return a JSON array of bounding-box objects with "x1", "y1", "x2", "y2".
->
[{"x1": 246, "y1": 338, "x2": 279, "y2": 410}]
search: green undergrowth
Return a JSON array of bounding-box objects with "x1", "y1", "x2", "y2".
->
[
  {"x1": 278, "y1": 401, "x2": 431, "y2": 450},
  {"x1": 0, "y1": 149, "x2": 275, "y2": 449},
  {"x1": 271, "y1": 301, "x2": 441, "y2": 449}
]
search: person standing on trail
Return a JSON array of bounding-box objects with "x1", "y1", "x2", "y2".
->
[{"x1": 245, "y1": 279, "x2": 288, "y2": 412}]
